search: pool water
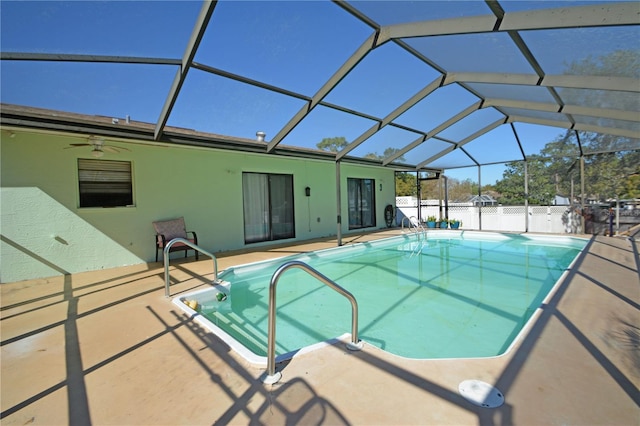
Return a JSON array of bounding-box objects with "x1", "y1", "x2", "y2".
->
[{"x1": 177, "y1": 232, "x2": 587, "y2": 361}]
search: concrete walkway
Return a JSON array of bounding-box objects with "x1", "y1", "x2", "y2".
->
[{"x1": 1, "y1": 231, "x2": 638, "y2": 425}]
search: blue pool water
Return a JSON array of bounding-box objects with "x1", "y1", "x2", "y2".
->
[{"x1": 176, "y1": 231, "x2": 587, "y2": 361}]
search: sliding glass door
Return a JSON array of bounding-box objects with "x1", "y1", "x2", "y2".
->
[
  {"x1": 348, "y1": 178, "x2": 376, "y2": 229},
  {"x1": 243, "y1": 172, "x2": 295, "y2": 243}
]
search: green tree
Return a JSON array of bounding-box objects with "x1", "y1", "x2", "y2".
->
[
  {"x1": 364, "y1": 147, "x2": 406, "y2": 162},
  {"x1": 578, "y1": 133, "x2": 640, "y2": 200},
  {"x1": 619, "y1": 152, "x2": 640, "y2": 198},
  {"x1": 316, "y1": 136, "x2": 348, "y2": 153},
  {"x1": 395, "y1": 172, "x2": 416, "y2": 196},
  {"x1": 539, "y1": 131, "x2": 581, "y2": 198},
  {"x1": 623, "y1": 173, "x2": 640, "y2": 198},
  {"x1": 447, "y1": 178, "x2": 478, "y2": 202},
  {"x1": 495, "y1": 156, "x2": 556, "y2": 205},
  {"x1": 558, "y1": 49, "x2": 639, "y2": 201},
  {"x1": 493, "y1": 49, "x2": 639, "y2": 204},
  {"x1": 420, "y1": 179, "x2": 439, "y2": 199}
]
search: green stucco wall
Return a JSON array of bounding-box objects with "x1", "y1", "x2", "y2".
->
[{"x1": 1, "y1": 128, "x2": 396, "y2": 282}]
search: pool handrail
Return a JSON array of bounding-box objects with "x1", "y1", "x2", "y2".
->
[
  {"x1": 402, "y1": 216, "x2": 427, "y2": 238},
  {"x1": 411, "y1": 216, "x2": 427, "y2": 235},
  {"x1": 163, "y1": 237, "x2": 218, "y2": 297},
  {"x1": 262, "y1": 260, "x2": 363, "y2": 384}
]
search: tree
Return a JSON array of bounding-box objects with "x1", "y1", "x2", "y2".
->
[
  {"x1": 538, "y1": 131, "x2": 581, "y2": 198},
  {"x1": 619, "y1": 152, "x2": 640, "y2": 198},
  {"x1": 316, "y1": 136, "x2": 348, "y2": 153},
  {"x1": 622, "y1": 173, "x2": 640, "y2": 198},
  {"x1": 447, "y1": 178, "x2": 478, "y2": 202},
  {"x1": 395, "y1": 172, "x2": 416, "y2": 196},
  {"x1": 559, "y1": 49, "x2": 639, "y2": 201},
  {"x1": 493, "y1": 49, "x2": 639, "y2": 204},
  {"x1": 420, "y1": 179, "x2": 439, "y2": 200},
  {"x1": 495, "y1": 156, "x2": 556, "y2": 205},
  {"x1": 364, "y1": 147, "x2": 406, "y2": 162}
]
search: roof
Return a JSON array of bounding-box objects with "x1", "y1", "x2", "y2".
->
[{"x1": 1, "y1": 1, "x2": 639, "y2": 173}]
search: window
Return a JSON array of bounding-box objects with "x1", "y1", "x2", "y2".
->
[
  {"x1": 78, "y1": 159, "x2": 133, "y2": 208},
  {"x1": 242, "y1": 172, "x2": 295, "y2": 243},
  {"x1": 348, "y1": 178, "x2": 376, "y2": 229}
]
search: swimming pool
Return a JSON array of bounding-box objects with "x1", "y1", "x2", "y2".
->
[{"x1": 174, "y1": 231, "x2": 587, "y2": 364}]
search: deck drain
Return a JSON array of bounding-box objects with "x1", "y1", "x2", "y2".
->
[{"x1": 458, "y1": 380, "x2": 504, "y2": 408}]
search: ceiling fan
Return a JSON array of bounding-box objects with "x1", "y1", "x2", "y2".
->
[{"x1": 66, "y1": 136, "x2": 130, "y2": 158}]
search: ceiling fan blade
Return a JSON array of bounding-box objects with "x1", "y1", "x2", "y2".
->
[
  {"x1": 103, "y1": 145, "x2": 131, "y2": 153},
  {"x1": 67, "y1": 143, "x2": 91, "y2": 147}
]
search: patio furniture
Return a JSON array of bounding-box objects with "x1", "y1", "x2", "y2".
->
[{"x1": 153, "y1": 217, "x2": 199, "y2": 262}]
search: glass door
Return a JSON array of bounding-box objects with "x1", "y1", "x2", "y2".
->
[
  {"x1": 243, "y1": 172, "x2": 295, "y2": 243},
  {"x1": 348, "y1": 178, "x2": 376, "y2": 229}
]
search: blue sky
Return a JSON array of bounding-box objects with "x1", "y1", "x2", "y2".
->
[{"x1": 3, "y1": 0, "x2": 628, "y2": 185}]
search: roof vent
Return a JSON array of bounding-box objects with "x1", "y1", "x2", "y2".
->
[{"x1": 256, "y1": 131, "x2": 266, "y2": 142}]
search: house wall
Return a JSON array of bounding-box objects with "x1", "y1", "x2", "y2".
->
[{"x1": 0, "y1": 128, "x2": 395, "y2": 282}]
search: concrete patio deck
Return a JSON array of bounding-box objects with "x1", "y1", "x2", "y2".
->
[{"x1": 1, "y1": 230, "x2": 638, "y2": 425}]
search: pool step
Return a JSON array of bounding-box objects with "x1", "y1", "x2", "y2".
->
[{"x1": 206, "y1": 311, "x2": 270, "y2": 354}]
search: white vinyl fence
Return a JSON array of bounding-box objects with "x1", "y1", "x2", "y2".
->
[{"x1": 395, "y1": 197, "x2": 583, "y2": 234}]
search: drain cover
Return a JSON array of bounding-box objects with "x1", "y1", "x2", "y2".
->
[{"x1": 458, "y1": 380, "x2": 504, "y2": 408}]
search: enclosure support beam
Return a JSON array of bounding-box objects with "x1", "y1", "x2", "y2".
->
[
  {"x1": 417, "y1": 172, "x2": 422, "y2": 223},
  {"x1": 580, "y1": 156, "x2": 586, "y2": 233},
  {"x1": 337, "y1": 76, "x2": 444, "y2": 160},
  {"x1": 443, "y1": 176, "x2": 449, "y2": 221},
  {"x1": 416, "y1": 116, "x2": 502, "y2": 170},
  {"x1": 478, "y1": 166, "x2": 482, "y2": 231},
  {"x1": 438, "y1": 177, "x2": 444, "y2": 220},
  {"x1": 267, "y1": 32, "x2": 378, "y2": 152},
  {"x1": 509, "y1": 116, "x2": 639, "y2": 140},
  {"x1": 446, "y1": 72, "x2": 639, "y2": 93},
  {"x1": 378, "y1": 2, "x2": 636, "y2": 42},
  {"x1": 390, "y1": 100, "x2": 482, "y2": 167},
  {"x1": 336, "y1": 160, "x2": 342, "y2": 247},
  {"x1": 154, "y1": 1, "x2": 217, "y2": 141},
  {"x1": 524, "y1": 161, "x2": 529, "y2": 233},
  {"x1": 485, "y1": 99, "x2": 639, "y2": 123}
]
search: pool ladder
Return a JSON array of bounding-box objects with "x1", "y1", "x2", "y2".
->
[
  {"x1": 162, "y1": 238, "x2": 220, "y2": 297},
  {"x1": 402, "y1": 216, "x2": 427, "y2": 239},
  {"x1": 401, "y1": 216, "x2": 428, "y2": 257},
  {"x1": 261, "y1": 260, "x2": 363, "y2": 385}
]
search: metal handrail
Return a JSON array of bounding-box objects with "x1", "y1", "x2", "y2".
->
[
  {"x1": 163, "y1": 238, "x2": 219, "y2": 297},
  {"x1": 402, "y1": 216, "x2": 427, "y2": 239},
  {"x1": 401, "y1": 216, "x2": 412, "y2": 231},
  {"x1": 410, "y1": 216, "x2": 426, "y2": 235},
  {"x1": 262, "y1": 260, "x2": 363, "y2": 384}
]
